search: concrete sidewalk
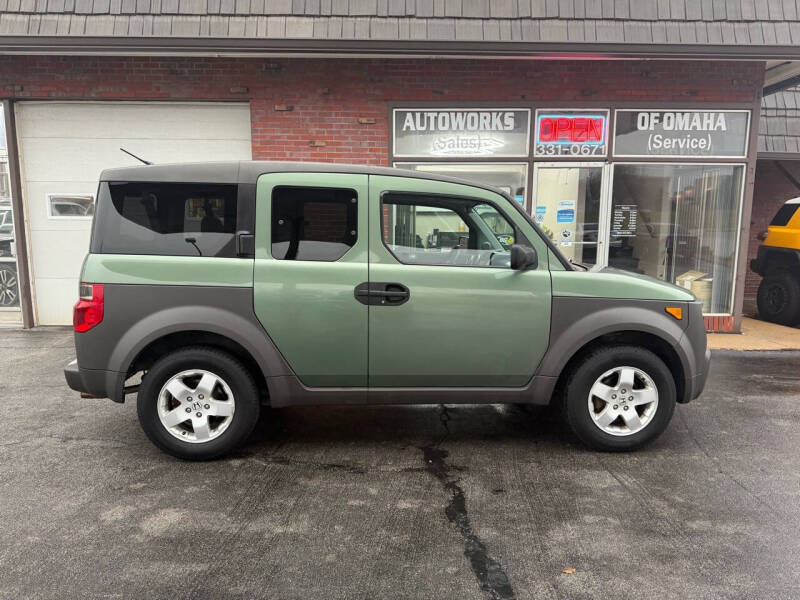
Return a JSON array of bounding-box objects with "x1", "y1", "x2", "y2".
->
[{"x1": 707, "y1": 316, "x2": 800, "y2": 351}]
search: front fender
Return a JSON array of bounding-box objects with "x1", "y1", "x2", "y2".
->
[{"x1": 538, "y1": 296, "x2": 693, "y2": 383}]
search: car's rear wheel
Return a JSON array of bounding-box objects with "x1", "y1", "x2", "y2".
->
[
  {"x1": 757, "y1": 270, "x2": 800, "y2": 325},
  {"x1": 561, "y1": 345, "x2": 676, "y2": 451},
  {"x1": 137, "y1": 347, "x2": 260, "y2": 460}
]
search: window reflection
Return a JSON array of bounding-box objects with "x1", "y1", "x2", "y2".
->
[
  {"x1": 0, "y1": 161, "x2": 20, "y2": 309},
  {"x1": 610, "y1": 164, "x2": 743, "y2": 313},
  {"x1": 394, "y1": 162, "x2": 528, "y2": 207}
]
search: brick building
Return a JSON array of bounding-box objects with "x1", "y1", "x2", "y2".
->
[{"x1": 1, "y1": 1, "x2": 800, "y2": 332}]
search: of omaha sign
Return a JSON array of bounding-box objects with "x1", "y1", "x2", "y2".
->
[
  {"x1": 393, "y1": 109, "x2": 530, "y2": 157},
  {"x1": 614, "y1": 110, "x2": 750, "y2": 158}
]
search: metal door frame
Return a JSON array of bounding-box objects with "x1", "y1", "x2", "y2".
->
[{"x1": 531, "y1": 161, "x2": 613, "y2": 270}]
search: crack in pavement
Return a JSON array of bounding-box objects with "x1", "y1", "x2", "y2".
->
[
  {"x1": 249, "y1": 454, "x2": 367, "y2": 474},
  {"x1": 439, "y1": 403, "x2": 452, "y2": 435},
  {"x1": 421, "y1": 405, "x2": 516, "y2": 600},
  {"x1": 421, "y1": 445, "x2": 516, "y2": 600}
]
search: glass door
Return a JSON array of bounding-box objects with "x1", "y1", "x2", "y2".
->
[{"x1": 531, "y1": 162, "x2": 610, "y2": 269}]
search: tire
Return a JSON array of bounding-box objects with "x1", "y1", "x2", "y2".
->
[
  {"x1": 0, "y1": 262, "x2": 18, "y2": 307},
  {"x1": 561, "y1": 345, "x2": 676, "y2": 452},
  {"x1": 757, "y1": 270, "x2": 800, "y2": 326},
  {"x1": 137, "y1": 346, "x2": 260, "y2": 460}
]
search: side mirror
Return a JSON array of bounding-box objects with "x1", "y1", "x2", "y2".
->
[{"x1": 510, "y1": 244, "x2": 538, "y2": 270}]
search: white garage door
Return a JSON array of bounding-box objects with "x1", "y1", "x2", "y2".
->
[{"x1": 16, "y1": 101, "x2": 252, "y2": 325}]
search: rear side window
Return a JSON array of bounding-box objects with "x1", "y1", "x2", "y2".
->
[
  {"x1": 91, "y1": 182, "x2": 238, "y2": 257},
  {"x1": 770, "y1": 203, "x2": 799, "y2": 227},
  {"x1": 271, "y1": 186, "x2": 357, "y2": 261}
]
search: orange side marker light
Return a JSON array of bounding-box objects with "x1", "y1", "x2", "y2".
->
[{"x1": 665, "y1": 306, "x2": 683, "y2": 320}]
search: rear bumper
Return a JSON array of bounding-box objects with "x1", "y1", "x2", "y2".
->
[{"x1": 64, "y1": 359, "x2": 126, "y2": 403}]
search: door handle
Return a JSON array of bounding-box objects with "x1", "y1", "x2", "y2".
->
[{"x1": 354, "y1": 282, "x2": 410, "y2": 306}]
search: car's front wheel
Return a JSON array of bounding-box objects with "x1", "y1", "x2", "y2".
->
[
  {"x1": 137, "y1": 347, "x2": 260, "y2": 460},
  {"x1": 561, "y1": 345, "x2": 676, "y2": 451}
]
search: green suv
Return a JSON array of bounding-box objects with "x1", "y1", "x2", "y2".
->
[{"x1": 64, "y1": 162, "x2": 710, "y2": 459}]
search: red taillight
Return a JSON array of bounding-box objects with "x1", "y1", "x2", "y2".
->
[
  {"x1": 73, "y1": 283, "x2": 104, "y2": 333},
  {"x1": 757, "y1": 230, "x2": 769, "y2": 241}
]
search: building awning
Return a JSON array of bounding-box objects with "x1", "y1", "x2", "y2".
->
[{"x1": 1, "y1": 0, "x2": 800, "y2": 60}]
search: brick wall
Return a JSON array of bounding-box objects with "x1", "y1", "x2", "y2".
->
[
  {"x1": 0, "y1": 56, "x2": 762, "y2": 165},
  {"x1": 744, "y1": 159, "x2": 800, "y2": 315},
  {"x1": 0, "y1": 55, "x2": 763, "y2": 331}
]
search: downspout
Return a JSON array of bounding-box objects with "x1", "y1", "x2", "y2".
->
[{"x1": 3, "y1": 100, "x2": 34, "y2": 328}]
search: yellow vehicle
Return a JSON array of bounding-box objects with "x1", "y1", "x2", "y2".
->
[{"x1": 751, "y1": 198, "x2": 800, "y2": 325}]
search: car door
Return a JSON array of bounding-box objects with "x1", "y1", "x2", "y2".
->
[
  {"x1": 367, "y1": 175, "x2": 552, "y2": 388},
  {"x1": 253, "y1": 173, "x2": 369, "y2": 387}
]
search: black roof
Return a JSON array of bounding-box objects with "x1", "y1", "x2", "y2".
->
[
  {"x1": 99, "y1": 160, "x2": 510, "y2": 195},
  {"x1": 759, "y1": 85, "x2": 800, "y2": 156},
  {"x1": 2, "y1": 0, "x2": 800, "y2": 59}
]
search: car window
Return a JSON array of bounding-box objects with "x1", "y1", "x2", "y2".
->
[
  {"x1": 271, "y1": 186, "x2": 357, "y2": 262},
  {"x1": 770, "y1": 203, "x2": 799, "y2": 227},
  {"x1": 472, "y1": 203, "x2": 517, "y2": 249},
  {"x1": 48, "y1": 194, "x2": 95, "y2": 218},
  {"x1": 382, "y1": 193, "x2": 518, "y2": 268},
  {"x1": 92, "y1": 182, "x2": 238, "y2": 257}
]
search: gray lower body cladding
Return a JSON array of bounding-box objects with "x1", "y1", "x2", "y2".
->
[
  {"x1": 64, "y1": 359, "x2": 123, "y2": 401},
  {"x1": 264, "y1": 374, "x2": 558, "y2": 408},
  {"x1": 69, "y1": 283, "x2": 292, "y2": 403},
  {"x1": 543, "y1": 295, "x2": 709, "y2": 404},
  {"x1": 65, "y1": 284, "x2": 709, "y2": 407}
]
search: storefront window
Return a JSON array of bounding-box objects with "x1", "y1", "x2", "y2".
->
[
  {"x1": 392, "y1": 108, "x2": 530, "y2": 205},
  {"x1": 392, "y1": 105, "x2": 751, "y2": 319},
  {"x1": 394, "y1": 162, "x2": 528, "y2": 206},
  {"x1": 609, "y1": 164, "x2": 744, "y2": 314},
  {"x1": 0, "y1": 105, "x2": 21, "y2": 314}
]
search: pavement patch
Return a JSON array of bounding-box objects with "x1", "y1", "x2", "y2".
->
[{"x1": 422, "y1": 444, "x2": 516, "y2": 600}]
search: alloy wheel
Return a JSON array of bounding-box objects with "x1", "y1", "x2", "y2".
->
[
  {"x1": 587, "y1": 366, "x2": 659, "y2": 436},
  {"x1": 0, "y1": 266, "x2": 17, "y2": 306},
  {"x1": 157, "y1": 369, "x2": 235, "y2": 444}
]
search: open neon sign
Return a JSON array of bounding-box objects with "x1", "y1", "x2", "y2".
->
[{"x1": 536, "y1": 114, "x2": 607, "y2": 145}]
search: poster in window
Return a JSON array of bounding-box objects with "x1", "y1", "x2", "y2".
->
[
  {"x1": 556, "y1": 200, "x2": 576, "y2": 223},
  {"x1": 611, "y1": 204, "x2": 638, "y2": 237}
]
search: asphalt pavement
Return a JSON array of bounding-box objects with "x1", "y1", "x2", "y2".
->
[{"x1": 1, "y1": 327, "x2": 799, "y2": 600}]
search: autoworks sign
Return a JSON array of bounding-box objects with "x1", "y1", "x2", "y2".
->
[{"x1": 393, "y1": 108, "x2": 530, "y2": 157}]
